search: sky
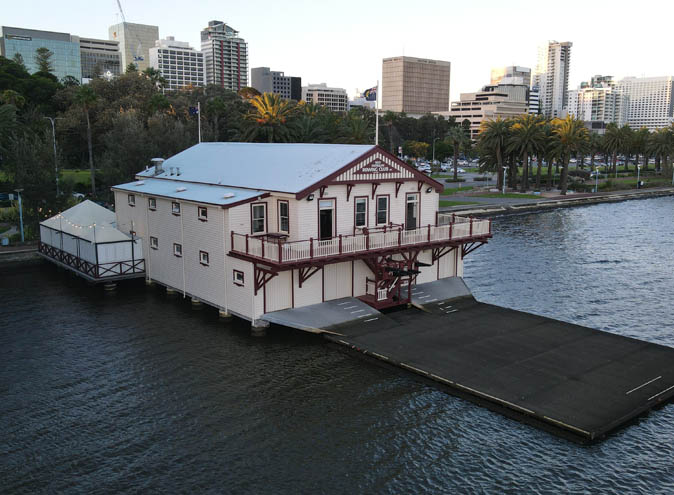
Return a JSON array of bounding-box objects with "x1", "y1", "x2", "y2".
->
[{"x1": 4, "y1": 0, "x2": 674, "y2": 101}]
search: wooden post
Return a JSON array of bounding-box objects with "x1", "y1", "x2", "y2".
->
[
  {"x1": 366, "y1": 231, "x2": 369, "y2": 250},
  {"x1": 488, "y1": 219, "x2": 492, "y2": 234},
  {"x1": 261, "y1": 239, "x2": 265, "y2": 259},
  {"x1": 310, "y1": 237, "x2": 314, "y2": 259},
  {"x1": 427, "y1": 224, "x2": 431, "y2": 242},
  {"x1": 278, "y1": 239, "x2": 283, "y2": 263},
  {"x1": 230, "y1": 231, "x2": 234, "y2": 250},
  {"x1": 470, "y1": 218, "x2": 473, "y2": 236},
  {"x1": 245, "y1": 234, "x2": 249, "y2": 254},
  {"x1": 398, "y1": 228, "x2": 401, "y2": 246},
  {"x1": 339, "y1": 234, "x2": 343, "y2": 254},
  {"x1": 449, "y1": 223, "x2": 453, "y2": 239}
]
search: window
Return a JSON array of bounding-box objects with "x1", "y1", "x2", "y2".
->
[
  {"x1": 199, "y1": 250, "x2": 209, "y2": 265},
  {"x1": 376, "y1": 196, "x2": 389, "y2": 225},
  {"x1": 252, "y1": 203, "x2": 266, "y2": 234},
  {"x1": 278, "y1": 200, "x2": 289, "y2": 233},
  {"x1": 355, "y1": 197, "x2": 367, "y2": 228},
  {"x1": 233, "y1": 270, "x2": 244, "y2": 286},
  {"x1": 198, "y1": 206, "x2": 208, "y2": 221},
  {"x1": 172, "y1": 202, "x2": 181, "y2": 215},
  {"x1": 148, "y1": 197, "x2": 156, "y2": 210},
  {"x1": 173, "y1": 243, "x2": 182, "y2": 257},
  {"x1": 128, "y1": 194, "x2": 135, "y2": 206},
  {"x1": 150, "y1": 236, "x2": 158, "y2": 249}
]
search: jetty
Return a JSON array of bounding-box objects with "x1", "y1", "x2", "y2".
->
[{"x1": 264, "y1": 278, "x2": 674, "y2": 443}]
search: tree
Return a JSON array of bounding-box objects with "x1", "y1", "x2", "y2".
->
[
  {"x1": 478, "y1": 117, "x2": 510, "y2": 189},
  {"x1": 61, "y1": 75, "x2": 80, "y2": 88},
  {"x1": 340, "y1": 114, "x2": 373, "y2": 144},
  {"x1": 620, "y1": 125, "x2": 634, "y2": 172},
  {"x1": 633, "y1": 127, "x2": 650, "y2": 171},
  {"x1": 74, "y1": 85, "x2": 98, "y2": 195},
  {"x1": 0, "y1": 89, "x2": 26, "y2": 108},
  {"x1": 142, "y1": 67, "x2": 167, "y2": 90},
  {"x1": 604, "y1": 123, "x2": 624, "y2": 176},
  {"x1": 12, "y1": 53, "x2": 26, "y2": 70},
  {"x1": 552, "y1": 116, "x2": 589, "y2": 195},
  {"x1": 446, "y1": 126, "x2": 467, "y2": 181},
  {"x1": 243, "y1": 92, "x2": 295, "y2": 143},
  {"x1": 507, "y1": 114, "x2": 545, "y2": 192},
  {"x1": 34, "y1": 47, "x2": 54, "y2": 74},
  {"x1": 402, "y1": 140, "x2": 429, "y2": 159},
  {"x1": 238, "y1": 86, "x2": 261, "y2": 100},
  {"x1": 648, "y1": 128, "x2": 673, "y2": 174},
  {"x1": 588, "y1": 132, "x2": 603, "y2": 171},
  {"x1": 126, "y1": 63, "x2": 138, "y2": 73}
]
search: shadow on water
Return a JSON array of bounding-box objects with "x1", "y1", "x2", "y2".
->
[{"x1": 2, "y1": 196, "x2": 674, "y2": 494}]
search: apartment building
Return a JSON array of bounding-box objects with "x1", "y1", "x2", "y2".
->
[
  {"x1": 491, "y1": 66, "x2": 531, "y2": 87},
  {"x1": 108, "y1": 22, "x2": 159, "y2": 72},
  {"x1": 382, "y1": 56, "x2": 451, "y2": 114},
  {"x1": 533, "y1": 41, "x2": 572, "y2": 118},
  {"x1": 149, "y1": 37, "x2": 205, "y2": 90},
  {"x1": 251, "y1": 67, "x2": 301, "y2": 100},
  {"x1": 566, "y1": 76, "x2": 626, "y2": 128},
  {"x1": 302, "y1": 83, "x2": 348, "y2": 112},
  {"x1": 200, "y1": 20, "x2": 248, "y2": 91},
  {"x1": 79, "y1": 37, "x2": 121, "y2": 81},
  {"x1": 615, "y1": 76, "x2": 674, "y2": 130}
]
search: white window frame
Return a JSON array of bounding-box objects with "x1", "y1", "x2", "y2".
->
[
  {"x1": 354, "y1": 197, "x2": 368, "y2": 228},
  {"x1": 148, "y1": 197, "x2": 156, "y2": 210},
  {"x1": 376, "y1": 195, "x2": 389, "y2": 226},
  {"x1": 278, "y1": 200, "x2": 289, "y2": 233},
  {"x1": 173, "y1": 243, "x2": 182, "y2": 257},
  {"x1": 233, "y1": 269, "x2": 244, "y2": 286},
  {"x1": 172, "y1": 202, "x2": 181, "y2": 215},
  {"x1": 199, "y1": 250, "x2": 209, "y2": 265},
  {"x1": 251, "y1": 203, "x2": 267, "y2": 235},
  {"x1": 150, "y1": 236, "x2": 158, "y2": 249},
  {"x1": 128, "y1": 194, "x2": 135, "y2": 206},
  {"x1": 406, "y1": 193, "x2": 420, "y2": 230},
  {"x1": 198, "y1": 206, "x2": 208, "y2": 221}
]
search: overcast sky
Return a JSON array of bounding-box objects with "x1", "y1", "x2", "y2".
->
[{"x1": 4, "y1": 0, "x2": 673, "y2": 100}]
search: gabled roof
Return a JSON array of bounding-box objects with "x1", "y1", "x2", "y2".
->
[
  {"x1": 136, "y1": 142, "x2": 376, "y2": 194},
  {"x1": 41, "y1": 200, "x2": 131, "y2": 243},
  {"x1": 112, "y1": 178, "x2": 267, "y2": 207}
]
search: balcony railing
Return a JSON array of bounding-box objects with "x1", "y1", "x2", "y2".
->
[{"x1": 230, "y1": 215, "x2": 491, "y2": 265}]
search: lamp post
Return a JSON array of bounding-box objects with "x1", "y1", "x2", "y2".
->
[
  {"x1": 502, "y1": 166, "x2": 508, "y2": 195},
  {"x1": 43, "y1": 117, "x2": 62, "y2": 196},
  {"x1": 14, "y1": 188, "x2": 24, "y2": 243},
  {"x1": 637, "y1": 163, "x2": 641, "y2": 189},
  {"x1": 432, "y1": 137, "x2": 440, "y2": 167}
]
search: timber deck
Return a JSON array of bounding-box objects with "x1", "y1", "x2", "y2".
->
[{"x1": 323, "y1": 296, "x2": 674, "y2": 443}]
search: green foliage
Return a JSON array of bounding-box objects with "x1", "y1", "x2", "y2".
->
[
  {"x1": 439, "y1": 200, "x2": 479, "y2": 207},
  {"x1": 34, "y1": 47, "x2": 54, "y2": 74},
  {"x1": 402, "y1": 140, "x2": 429, "y2": 158}
]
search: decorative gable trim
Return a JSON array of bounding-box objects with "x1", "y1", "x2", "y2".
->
[{"x1": 295, "y1": 146, "x2": 444, "y2": 199}]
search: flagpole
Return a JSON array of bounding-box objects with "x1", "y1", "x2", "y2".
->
[
  {"x1": 375, "y1": 80, "x2": 379, "y2": 146},
  {"x1": 197, "y1": 101, "x2": 202, "y2": 144}
]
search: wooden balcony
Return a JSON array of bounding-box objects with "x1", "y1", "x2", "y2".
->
[{"x1": 229, "y1": 214, "x2": 492, "y2": 268}]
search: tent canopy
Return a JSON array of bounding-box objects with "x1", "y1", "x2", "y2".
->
[{"x1": 41, "y1": 200, "x2": 131, "y2": 243}]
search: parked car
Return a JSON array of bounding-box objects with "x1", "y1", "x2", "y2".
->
[
  {"x1": 456, "y1": 167, "x2": 466, "y2": 174},
  {"x1": 72, "y1": 192, "x2": 85, "y2": 201}
]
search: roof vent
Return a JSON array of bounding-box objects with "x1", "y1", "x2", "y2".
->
[
  {"x1": 176, "y1": 167, "x2": 181, "y2": 176},
  {"x1": 176, "y1": 187, "x2": 187, "y2": 192},
  {"x1": 169, "y1": 167, "x2": 175, "y2": 176},
  {"x1": 135, "y1": 181, "x2": 145, "y2": 186},
  {"x1": 151, "y1": 158, "x2": 164, "y2": 175},
  {"x1": 223, "y1": 193, "x2": 235, "y2": 199}
]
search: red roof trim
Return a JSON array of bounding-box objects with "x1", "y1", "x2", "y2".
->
[{"x1": 294, "y1": 146, "x2": 444, "y2": 199}]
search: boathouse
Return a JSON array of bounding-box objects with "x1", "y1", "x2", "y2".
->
[
  {"x1": 38, "y1": 200, "x2": 145, "y2": 281},
  {"x1": 111, "y1": 143, "x2": 491, "y2": 326}
]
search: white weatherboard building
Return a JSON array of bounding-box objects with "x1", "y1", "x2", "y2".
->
[{"x1": 111, "y1": 143, "x2": 491, "y2": 327}]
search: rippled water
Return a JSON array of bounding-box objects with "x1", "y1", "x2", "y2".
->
[{"x1": 1, "y1": 197, "x2": 673, "y2": 494}]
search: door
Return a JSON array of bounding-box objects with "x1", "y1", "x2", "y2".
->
[
  {"x1": 406, "y1": 193, "x2": 419, "y2": 230},
  {"x1": 319, "y1": 199, "x2": 335, "y2": 240}
]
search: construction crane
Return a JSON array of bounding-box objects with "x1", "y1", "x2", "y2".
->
[{"x1": 114, "y1": 0, "x2": 144, "y2": 67}]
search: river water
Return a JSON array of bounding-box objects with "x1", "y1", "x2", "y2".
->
[{"x1": 1, "y1": 197, "x2": 673, "y2": 494}]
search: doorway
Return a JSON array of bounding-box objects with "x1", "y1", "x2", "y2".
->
[
  {"x1": 319, "y1": 199, "x2": 335, "y2": 240},
  {"x1": 406, "y1": 193, "x2": 419, "y2": 230}
]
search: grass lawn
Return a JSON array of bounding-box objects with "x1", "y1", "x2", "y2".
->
[
  {"x1": 439, "y1": 200, "x2": 479, "y2": 207},
  {"x1": 62, "y1": 169, "x2": 92, "y2": 183},
  {"x1": 442, "y1": 186, "x2": 474, "y2": 195},
  {"x1": 474, "y1": 193, "x2": 542, "y2": 199}
]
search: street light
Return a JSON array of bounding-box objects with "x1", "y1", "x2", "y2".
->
[
  {"x1": 14, "y1": 188, "x2": 24, "y2": 243},
  {"x1": 502, "y1": 166, "x2": 508, "y2": 195},
  {"x1": 637, "y1": 163, "x2": 641, "y2": 189},
  {"x1": 594, "y1": 167, "x2": 599, "y2": 193},
  {"x1": 44, "y1": 116, "x2": 62, "y2": 196},
  {"x1": 432, "y1": 137, "x2": 440, "y2": 166}
]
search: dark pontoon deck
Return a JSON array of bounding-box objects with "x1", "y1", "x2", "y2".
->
[{"x1": 322, "y1": 294, "x2": 674, "y2": 443}]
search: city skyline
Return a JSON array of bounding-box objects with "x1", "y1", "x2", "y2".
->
[{"x1": 3, "y1": 0, "x2": 673, "y2": 101}]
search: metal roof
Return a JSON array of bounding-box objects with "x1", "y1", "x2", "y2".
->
[
  {"x1": 112, "y1": 178, "x2": 266, "y2": 206},
  {"x1": 135, "y1": 142, "x2": 375, "y2": 193}
]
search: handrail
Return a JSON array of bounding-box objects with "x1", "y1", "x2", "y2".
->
[{"x1": 230, "y1": 216, "x2": 491, "y2": 264}]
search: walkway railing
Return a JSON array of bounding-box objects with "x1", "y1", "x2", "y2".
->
[
  {"x1": 230, "y1": 216, "x2": 491, "y2": 265},
  {"x1": 38, "y1": 242, "x2": 145, "y2": 279}
]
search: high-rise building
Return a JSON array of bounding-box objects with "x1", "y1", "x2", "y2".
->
[
  {"x1": 149, "y1": 37, "x2": 205, "y2": 91},
  {"x1": 491, "y1": 66, "x2": 531, "y2": 87},
  {"x1": 444, "y1": 83, "x2": 529, "y2": 139},
  {"x1": 108, "y1": 22, "x2": 159, "y2": 72},
  {"x1": 302, "y1": 83, "x2": 348, "y2": 112},
  {"x1": 382, "y1": 56, "x2": 451, "y2": 114},
  {"x1": 566, "y1": 76, "x2": 626, "y2": 130},
  {"x1": 529, "y1": 87, "x2": 540, "y2": 115},
  {"x1": 532, "y1": 41, "x2": 572, "y2": 118},
  {"x1": 78, "y1": 37, "x2": 121, "y2": 81},
  {"x1": 615, "y1": 76, "x2": 674, "y2": 131},
  {"x1": 0, "y1": 26, "x2": 81, "y2": 81},
  {"x1": 251, "y1": 67, "x2": 301, "y2": 100},
  {"x1": 200, "y1": 20, "x2": 248, "y2": 91}
]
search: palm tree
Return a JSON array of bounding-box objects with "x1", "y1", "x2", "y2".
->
[
  {"x1": 552, "y1": 116, "x2": 589, "y2": 195},
  {"x1": 478, "y1": 117, "x2": 511, "y2": 189},
  {"x1": 648, "y1": 128, "x2": 673, "y2": 173},
  {"x1": 604, "y1": 123, "x2": 625, "y2": 177},
  {"x1": 75, "y1": 85, "x2": 97, "y2": 196},
  {"x1": 446, "y1": 126, "x2": 467, "y2": 181},
  {"x1": 507, "y1": 114, "x2": 545, "y2": 192},
  {"x1": 633, "y1": 127, "x2": 650, "y2": 171},
  {"x1": 142, "y1": 67, "x2": 167, "y2": 91},
  {"x1": 588, "y1": 132, "x2": 603, "y2": 171},
  {"x1": 341, "y1": 114, "x2": 373, "y2": 144},
  {"x1": 244, "y1": 92, "x2": 295, "y2": 143},
  {"x1": 620, "y1": 125, "x2": 634, "y2": 172}
]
